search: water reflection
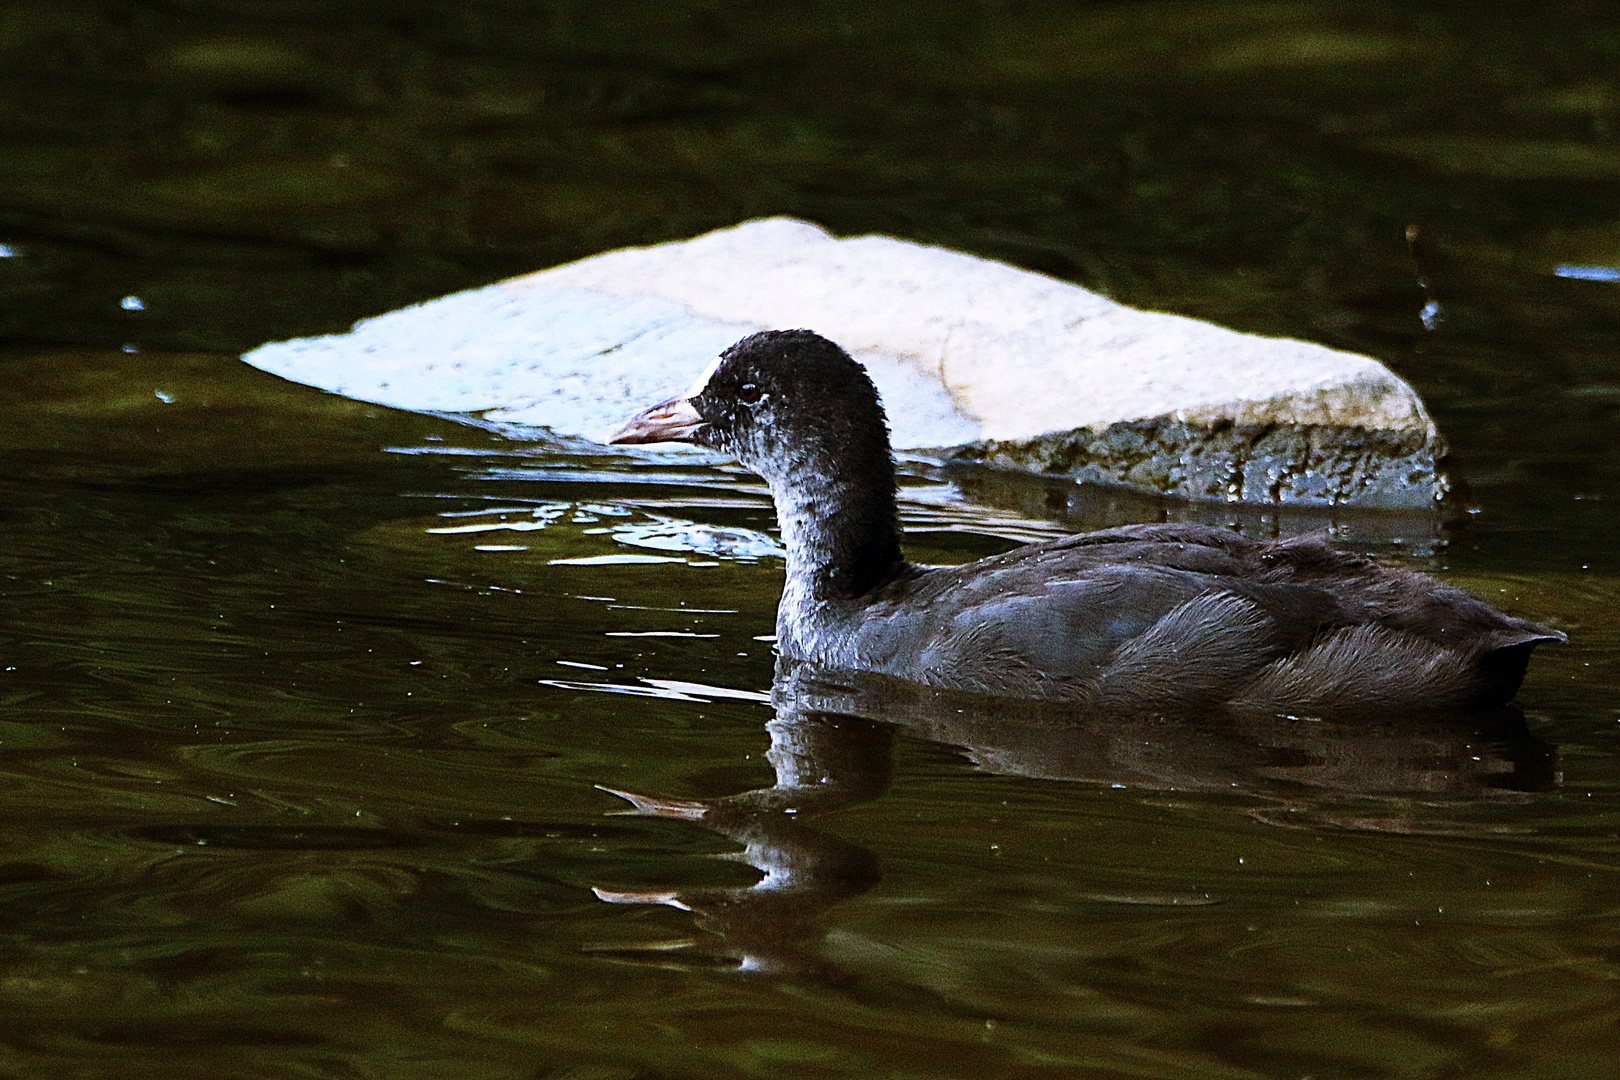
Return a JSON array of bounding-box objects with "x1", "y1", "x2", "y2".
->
[
  {"x1": 595, "y1": 662, "x2": 1555, "y2": 978},
  {"x1": 935, "y1": 462, "x2": 1450, "y2": 552},
  {"x1": 594, "y1": 708, "x2": 891, "y2": 980}
]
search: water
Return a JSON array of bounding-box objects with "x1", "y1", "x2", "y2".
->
[{"x1": 3, "y1": 3, "x2": 1620, "y2": 1077}]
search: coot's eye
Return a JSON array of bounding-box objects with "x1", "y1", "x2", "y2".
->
[{"x1": 738, "y1": 382, "x2": 763, "y2": 404}]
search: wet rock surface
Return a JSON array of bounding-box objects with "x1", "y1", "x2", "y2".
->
[
  {"x1": 245, "y1": 218, "x2": 1446, "y2": 508},
  {"x1": 952, "y1": 416, "x2": 1448, "y2": 509}
]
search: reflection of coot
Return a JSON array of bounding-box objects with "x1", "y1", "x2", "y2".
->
[
  {"x1": 777, "y1": 664, "x2": 1559, "y2": 802},
  {"x1": 595, "y1": 711, "x2": 890, "y2": 980},
  {"x1": 611, "y1": 330, "x2": 1563, "y2": 709},
  {"x1": 592, "y1": 665, "x2": 1557, "y2": 979}
]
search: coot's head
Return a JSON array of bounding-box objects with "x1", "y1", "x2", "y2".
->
[{"x1": 608, "y1": 330, "x2": 893, "y2": 486}]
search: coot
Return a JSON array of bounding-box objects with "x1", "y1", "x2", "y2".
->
[{"x1": 609, "y1": 330, "x2": 1563, "y2": 709}]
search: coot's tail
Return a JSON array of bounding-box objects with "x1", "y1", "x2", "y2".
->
[
  {"x1": 1470, "y1": 626, "x2": 1567, "y2": 707},
  {"x1": 1234, "y1": 622, "x2": 1565, "y2": 713}
]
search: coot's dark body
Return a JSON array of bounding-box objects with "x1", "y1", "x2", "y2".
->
[
  {"x1": 798, "y1": 522, "x2": 1556, "y2": 709},
  {"x1": 611, "y1": 330, "x2": 1562, "y2": 710}
]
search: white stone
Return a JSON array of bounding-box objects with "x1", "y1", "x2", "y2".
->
[{"x1": 242, "y1": 217, "x2": 1432, "y2": 450}]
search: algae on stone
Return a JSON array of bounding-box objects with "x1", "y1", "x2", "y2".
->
[{"x1": 951, "y1": 416, "x2": 1447, "y2": 509}]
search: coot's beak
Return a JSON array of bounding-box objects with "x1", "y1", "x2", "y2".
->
[{"x1": 607, "y1": 396, "x2": 707, "y2": 445}]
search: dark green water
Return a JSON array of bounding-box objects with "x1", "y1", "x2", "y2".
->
[{"x1": 3, "y1": 2, "x2": 1620, "y2": 1077}]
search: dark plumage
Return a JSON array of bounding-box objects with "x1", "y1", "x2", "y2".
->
[{"x1": 610, "y1": 330, "x2": 1564, "y2": 710}]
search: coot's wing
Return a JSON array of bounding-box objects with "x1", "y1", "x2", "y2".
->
[{"x1": 855, "y1": 555, "x2": 1342, "y2": 701}]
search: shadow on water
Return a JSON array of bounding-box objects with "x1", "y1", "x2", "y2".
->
[{"x1": 594, "y1": 661, "x2": 1556, "y2": 980}]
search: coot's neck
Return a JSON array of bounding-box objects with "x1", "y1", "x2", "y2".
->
[{"x1": 762, "y1": 446, "x2": 906, "y2": 624}]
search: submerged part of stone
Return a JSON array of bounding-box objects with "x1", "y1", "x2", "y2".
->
[{"x1": 949, "y1": 417, "x2": 1448, "y2": 509}]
